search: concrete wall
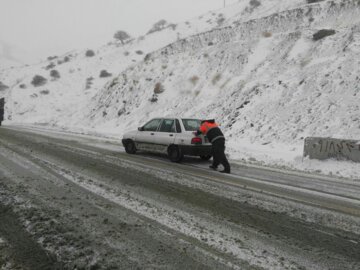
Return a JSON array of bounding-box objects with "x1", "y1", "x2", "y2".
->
[{"x1": 304, "y1": 137, "x2": 360, "y2": 162}]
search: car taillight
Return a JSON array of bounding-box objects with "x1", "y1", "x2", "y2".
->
[{"x1": 191, "y1": 137, "x2": 202, "y2": 144}]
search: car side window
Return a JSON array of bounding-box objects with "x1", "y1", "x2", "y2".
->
[
  {"x1": 143, "y1": 119, "x2": 162, "y2": 132},
  {"x1": 175, "y1": 119, "x2": 182, "y2": 133},
  {"x1": 159, "y1": 119, "x2": 175, "y2": 133}
]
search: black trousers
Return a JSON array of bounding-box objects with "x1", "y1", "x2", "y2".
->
[{"x1": 212, "y1": 138, "x2": 230, "y2": 172}]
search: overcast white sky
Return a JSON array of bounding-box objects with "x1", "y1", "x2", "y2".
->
[{"x1": 0, "y1": 0, "x2": 238, "y2": 63}]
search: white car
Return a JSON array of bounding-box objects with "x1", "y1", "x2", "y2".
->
[{"x1": 122, "y1": 118, "x2": 212, "y2": 162}]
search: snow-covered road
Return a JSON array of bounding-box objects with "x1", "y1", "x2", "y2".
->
[{"x1": 0, "y1": 126, "x2": 359, "y2": 269}]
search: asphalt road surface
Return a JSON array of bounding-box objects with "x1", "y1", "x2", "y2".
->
[{"x1": 0, "y1": 126, "x2": 359, "y2": 270}]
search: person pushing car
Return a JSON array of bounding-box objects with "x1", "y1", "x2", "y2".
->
[{"x1": 195, "y1": 119, "x2": 231, "y2": 174}]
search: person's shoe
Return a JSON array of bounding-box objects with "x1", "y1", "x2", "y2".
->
[
  {"x1": 220, "y1": 169, "x2": 230, "y2": 174},
  {"x1": 209, "y1": 165, "x2": 218, "y2": 170}
]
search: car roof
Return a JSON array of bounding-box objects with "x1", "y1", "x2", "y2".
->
[{"x1": 151, "y1": 117, "x2": 201, "y2": 120}]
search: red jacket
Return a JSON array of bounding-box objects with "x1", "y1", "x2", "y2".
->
[
  {"x1": 198, "y1": 121, "x2": 219, "y2": 135},
  {"x1": 196, "y1": 121, "x2": 225, "y2": 143}
]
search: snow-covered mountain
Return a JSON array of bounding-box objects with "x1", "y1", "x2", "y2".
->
[
  {"x1": 0, "y1": 0, "x2": 309, "y2": 125},
  {"x1": 86, "y1": 0, "x2": 360, "y2": 141},
  {"x1": 0, "y1": 40, "x2": 36, "y2": 69},
  {"x1": 1, "y1": 0, "x2": 360, "y2": 175}
]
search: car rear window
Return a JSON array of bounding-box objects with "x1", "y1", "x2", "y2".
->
[{"x1": 182, "y1": 119, "x2": 201, "y2": 131}]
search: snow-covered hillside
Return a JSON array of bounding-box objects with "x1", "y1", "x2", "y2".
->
[
  {"x1": 0, "y1": 0, "x2": 308, "y2": 125},
  {"x1": 1, "y1": 0, "x2": 360, "y2": 177},
  {"x1": 86, "y1": 0, "x2": 360, "y2": 139}
]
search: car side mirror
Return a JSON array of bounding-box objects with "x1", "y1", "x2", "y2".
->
[{"x1": 138, "y1": 127, "x2": 144, "y2": 131}]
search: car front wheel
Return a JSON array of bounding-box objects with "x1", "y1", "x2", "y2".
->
[
  {"x1": 168, "y1": 146, "x2": 183, "y2": 162},
  {"x1": 125, "y1": 140, "x2": 137, "y2": 154}
]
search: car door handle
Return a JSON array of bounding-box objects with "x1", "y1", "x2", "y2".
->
[
  {"x1": 169, "y1": 134, "x2": 174, "y2": 137},
  {"x1": 150, "y1": 133, "x2": 155, "y2": 135}
]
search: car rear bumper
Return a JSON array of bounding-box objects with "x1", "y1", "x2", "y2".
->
[{"x1": 179, "y1": 145, "x2": 212, "y2": 156}]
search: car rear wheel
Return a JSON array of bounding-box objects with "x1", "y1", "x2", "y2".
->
[
  {"x1": 125, "y1": 140, "x2": 137, "y2": 154},
  {"x1": 200, "y1": 155, "x2": 212, "y2": 161},
  {"x1": 168, "y1": 146, "x2": 183, "y2": 163}
]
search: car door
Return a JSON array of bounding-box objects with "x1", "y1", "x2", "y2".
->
[
  {"x1": 153, "y1": 118, "x2": 177, "y2": 153},
  {"x1": 135, "y1": 118, "x2": 162, "y2": 151}
]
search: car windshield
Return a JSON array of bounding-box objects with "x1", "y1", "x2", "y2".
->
[{"x1": 182, "y1": 119, "x2": 201, "y2": 131}]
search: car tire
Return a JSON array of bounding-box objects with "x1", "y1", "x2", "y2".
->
[
  {"x1": 200, "y1": 155, "x2": 212, "y2": 161},
  {"x1": 168, "y1": 146, "x2": 183, "y2": 163},
  {"x1": 125, "y1": 140, "x2": 137, "y2": 154}
]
